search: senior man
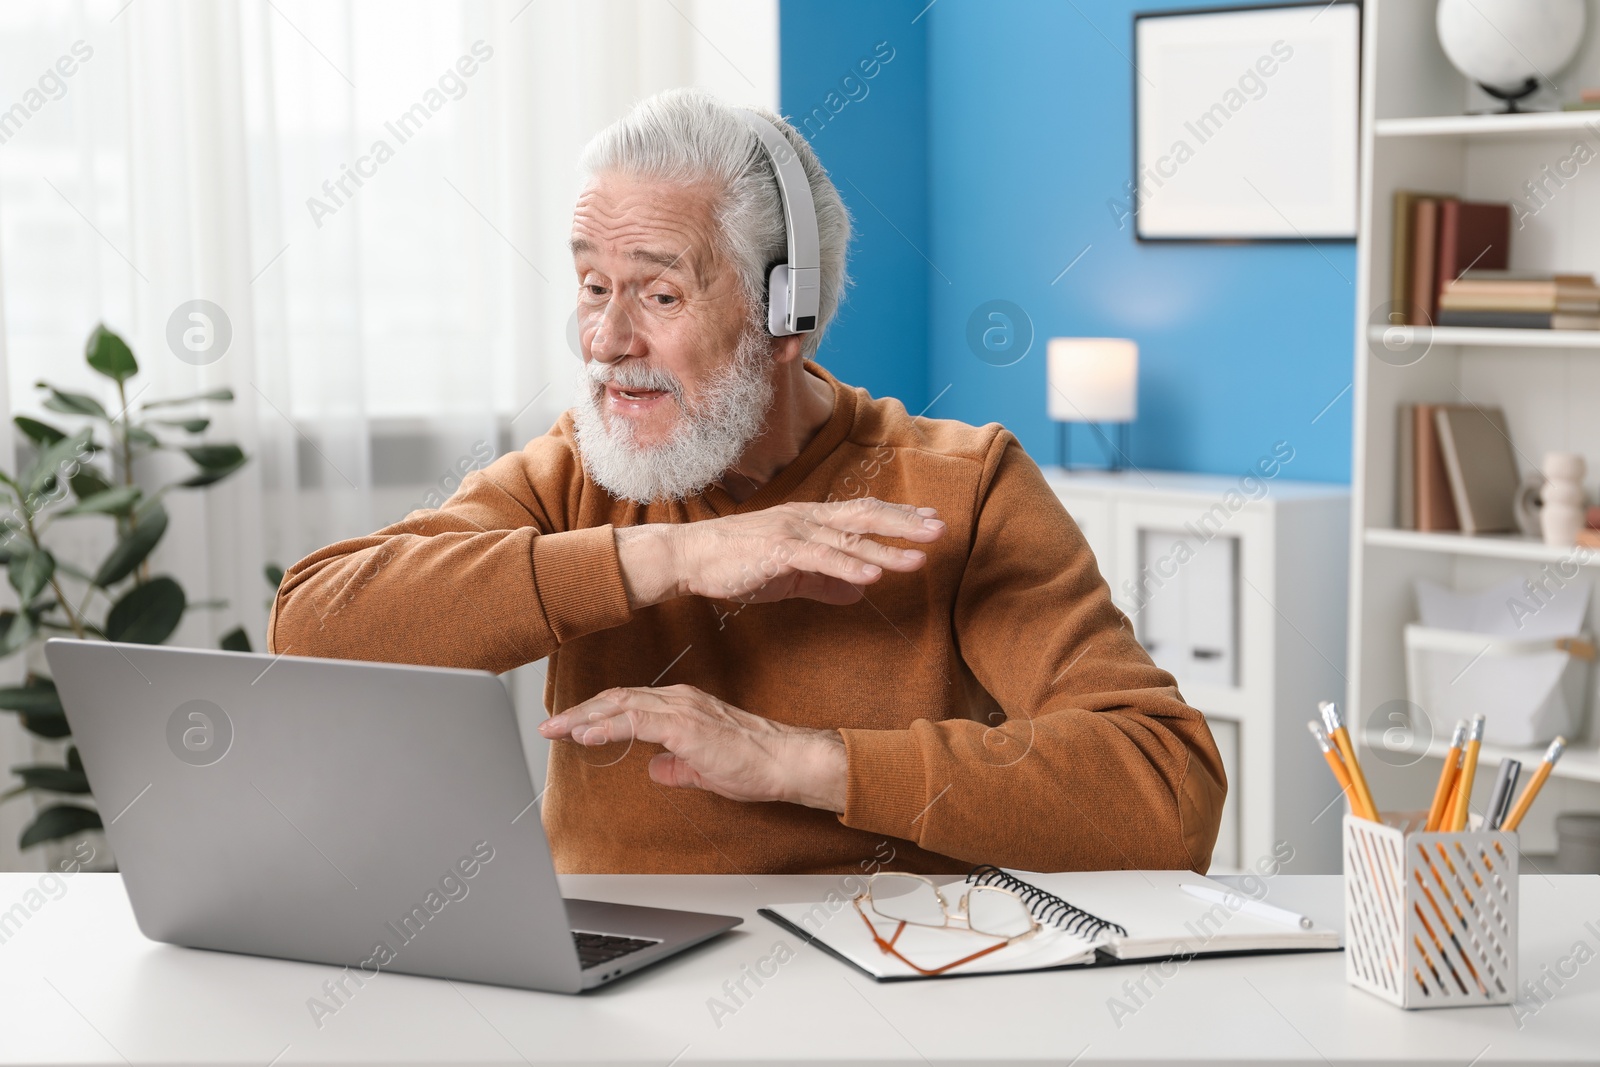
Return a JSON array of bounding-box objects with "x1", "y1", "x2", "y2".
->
[{"x1": 269, "y1": 88, "x2": 1226, "y2": 876}]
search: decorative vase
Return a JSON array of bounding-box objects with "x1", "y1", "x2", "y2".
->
[{"x1": 1539, "y1": 451, "x2": 1587, "y2": 548}]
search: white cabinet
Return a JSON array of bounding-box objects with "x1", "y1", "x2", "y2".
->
[
  {"x1": 1047, "y1": 468, "x2": 1350, "y2": 874},
  {"x1": 1137, "y1": 527, "x2": 1239, "y2": 688}
]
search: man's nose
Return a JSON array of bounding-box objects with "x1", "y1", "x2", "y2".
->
[{"x1": 587, "y1": 301, "x2": 642, "y2": 364}]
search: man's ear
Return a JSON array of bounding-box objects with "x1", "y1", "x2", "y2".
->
[{"x1": 771, "y1": 333, "x2": 806, "y2": 365}]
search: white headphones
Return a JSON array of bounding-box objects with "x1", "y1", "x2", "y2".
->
[{"x1": 736, "y1": 110, "x2": 820, "y2": 337}]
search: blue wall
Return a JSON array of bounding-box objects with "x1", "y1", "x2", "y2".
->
[
  {"x1": 779, "y1": 1, "x2": 929, "y2": 413},
  {"x1": 781, "y1": 0, "x2": 1355, "y2": 483}
]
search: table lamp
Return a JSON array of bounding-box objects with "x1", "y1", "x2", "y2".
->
[{"x1": 1047, "y1": 337, "x2": 1138, "y2": 471}]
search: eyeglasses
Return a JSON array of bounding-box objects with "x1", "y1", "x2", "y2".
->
[{"x1": 851, "y1": 872, "x2": 1040, "y2": 976}]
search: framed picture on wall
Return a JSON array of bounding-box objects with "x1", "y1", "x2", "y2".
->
[{"x1": 1132, "y1": 1, "x2": 1361, "y2": 242}]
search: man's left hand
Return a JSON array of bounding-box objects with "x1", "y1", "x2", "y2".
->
[{"x1": 537, "y1": 685, "x2": 847, "y2": 812}]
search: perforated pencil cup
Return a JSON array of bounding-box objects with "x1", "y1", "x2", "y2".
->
[{"x1": 1342, "y1": 813, "x2": 1519, "y2": 1009}]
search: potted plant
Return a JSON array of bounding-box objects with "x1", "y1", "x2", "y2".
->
[{"x1": 0, "y1": 323, "x2": 266, "y2": 865}]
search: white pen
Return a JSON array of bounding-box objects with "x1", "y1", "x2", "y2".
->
[{"x1": 1181, "y1": 883, "x2": 1314, "y2": 930}]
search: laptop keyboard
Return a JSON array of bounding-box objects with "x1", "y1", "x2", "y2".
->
[{"x1": 572, "y1": 930, "x2": 660, "y2": 970}]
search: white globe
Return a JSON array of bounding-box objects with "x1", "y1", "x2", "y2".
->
[{"x1": 1436, "y1": 0, "x2": 1586, "y2": 93}]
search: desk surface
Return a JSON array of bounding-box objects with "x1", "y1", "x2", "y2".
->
[{"x1": 0, "y1": 872, "x2": 1595, "y2": 1066}]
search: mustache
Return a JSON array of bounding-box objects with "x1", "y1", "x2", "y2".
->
[{"x1": 584, "y1": 359, "x2": 684, "y2": 398}]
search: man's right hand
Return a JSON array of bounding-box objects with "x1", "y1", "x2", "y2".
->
[{"x1": 614, "y1": 497, "x2": 946, "y2": 610}]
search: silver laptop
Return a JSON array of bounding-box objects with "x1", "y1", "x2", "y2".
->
[{"x1": 45, "y1": 638, "x2": 741, "y2": 993}]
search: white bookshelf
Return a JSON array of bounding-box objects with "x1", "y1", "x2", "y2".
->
[
  {"x1": 1364, "y1": 528, "x2": 1600, "y2": 566},
  {"x1": 1358, "y1": 728, "x2": 1600, "y2": 787},
  {"x1": 1368, "y1": 325, "x2": 1600, "y2": 349},
  {"x1": 1375, "y1": 110, "x2": 1600, "y2": 139},
  {"x1": 1349, "y1": 1, "x2": 1600, "y2": 855}
]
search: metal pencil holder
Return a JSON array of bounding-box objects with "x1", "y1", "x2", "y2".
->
[{"x1": 1342, "y1": 813, "x2": 1519, "y2": 1009}]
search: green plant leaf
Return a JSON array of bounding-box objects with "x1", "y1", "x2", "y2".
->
[
  {"x1": 70, "y1": 465, "x2": 113, "y2": 500},
  {"x1": 219, "y1": 625, "x2": 251, "y2": 652},
  {"x1": 0, "y1": 610, "x2": 36, "y2": 657},
  {"x1": 25, "y1": 428, "x2": 94, "y2": 500},
  {"x1": 14, "y1": 416, "x2": 65, "y2": 446},
  {"x1": 92, "y1": 502, "x2": 168, "y2": 587},
  {"x1": 265, "y1": 563, "x2": 285, "y2": 588},
  {"x1": 151, "y1": 417, "x2": 209, "y2": 433},
  {"x1": 19, "y1": 804, "x2": 100, "y2": 849},
  {"x1": 2, "y1": 679, "x2": 69, "y2": 737},
  {"x1": 184, "y1": 444, "x2": 246, "y2": 469},
  {"x1": 7, "y1": 547, "x2": 54, "y2": 604},
  {"x1": 56, "y1": 486, "x2": 141, "y2": 518},
  {"x1": 10, "y1": 764, "x2": 90, "y2": 794},
  {"x1": 133, "y1": 492, "x2": 166, "y2": 522},
  {"x1": 105, "y1": 576, "x2": 185, "y2": 644},
  {"x1": 0, "y1": 680, "x2": 61, "y2": 716},
  {"x1": 141, "y1": 388, "x2": 234, "y2": 409},
  {"x1": 126, "y1": 425, "x2": 160, "y2": 448},
  {"x1": 35, "y1": 382, "x2": 108, "y2": 419},
  {"x1": 19, "y1": 712, "x2": 68, "y2": 738},
  {"x1": 66, "y1": 745, "x2": 82, "y2": 772},
  {"x1": 85, "y1": 325, "x2": 138, "y2": 383},
  {"x1": 178, "y1": 457, "x2": 247, "y2": 488}
]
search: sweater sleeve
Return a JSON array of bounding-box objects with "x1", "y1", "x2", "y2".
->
[
  {"x1": 267, "y1": 440, "x2": 633, "y2": 673},
  {"x1": 836, "y1": 432, "x2": 1227, "y2": 873}
]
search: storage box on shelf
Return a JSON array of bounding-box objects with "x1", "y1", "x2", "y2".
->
[
  {"x1": 1046, "y1": 469, "x2": 1348, "y2": 874},
  {"x1": 1350, "y1": 1, "x2": 1600, "y2": 856}
]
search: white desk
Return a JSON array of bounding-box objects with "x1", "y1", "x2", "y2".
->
[{"x1": 0, "y1": 873, "x2": 1595, "y2": 1065}]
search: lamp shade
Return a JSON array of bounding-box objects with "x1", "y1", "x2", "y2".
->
[{"x1": 1047, "y1": 338, "x2": 1138, "y2": 423}]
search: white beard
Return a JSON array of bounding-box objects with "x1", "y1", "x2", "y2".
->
[{"x1": 570, "y1": 325, "x2": 776, "y2": 504}]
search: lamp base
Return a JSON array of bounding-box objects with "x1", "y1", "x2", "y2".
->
[{"x1": 1056, "y1": 422, "x2": 1131, "y2": 472}]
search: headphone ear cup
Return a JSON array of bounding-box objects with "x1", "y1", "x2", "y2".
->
[{"x1": 767, "y1": 262, "x2": 795, "y2": 337}]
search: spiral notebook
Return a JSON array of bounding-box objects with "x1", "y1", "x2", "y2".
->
[{"x1": 759, "y1": 867, "x2": 1341, "y2": 981}]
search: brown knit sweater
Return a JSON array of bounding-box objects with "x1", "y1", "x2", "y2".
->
[{"x1": 269, "y1": 363, "x2": 1226, "y2": 875}]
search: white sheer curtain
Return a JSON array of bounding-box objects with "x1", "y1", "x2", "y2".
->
[{"x1": 0, "y1": 0, "x2": 777, "y2": 870}]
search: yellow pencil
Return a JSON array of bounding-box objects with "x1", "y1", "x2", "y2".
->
[
  {"x1": 1319, "y1": 701, "x2": 1379, "y2": 821},
  {"x1": 1502, "y1": 737, "x2": 1566, "y2": 833},
  {"x1": 1425, "y1": 720, "x2": 1466, "y2": 832},
  {"x1": 1447, "y1": 715, "x2": 1485, "y2": 832},
  {"x1": 1308, "y1": 720, "x2": 1359, "y2": 814}
]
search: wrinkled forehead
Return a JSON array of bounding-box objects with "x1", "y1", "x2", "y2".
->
[{"x1": 569, "y1": 174, "x2": 723, "y2": 286}]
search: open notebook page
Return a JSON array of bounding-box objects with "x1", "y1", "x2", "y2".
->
[
  {"x1": 761, "y1": 898, "x2": 1105, "y2": 980},
  {"x1": 1019, "y1": 870, "x2": 1341, "y2": 959}
]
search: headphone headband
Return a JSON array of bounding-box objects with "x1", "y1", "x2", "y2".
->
[{"x1": 736, "y1": 110, "x2": 820, "y2": 336}]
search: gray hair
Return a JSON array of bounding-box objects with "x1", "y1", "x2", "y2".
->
[{"x1": 579, "y1": 88, "x2": 851, "y2": 359}]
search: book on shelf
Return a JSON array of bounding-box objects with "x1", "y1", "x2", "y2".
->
[
  {"x1": 1390, "y1": 193, "x2": 1511, "y2": 325},
  {"x1": 1440, "y1": 275, "x2": 1600, "y2": 313},
  {"x1": 1435, "y1": 271, "x2": 1600, "y2": 328},
  {"x1": 1396, "y1": 404, "x2": 1416, "y2": 530},
  {"x1": 1458, "y1": 270, "x2": 1595, "y2": 283},
  {"x1": 1408, "y1": 196, "x2": 1441, "y2": 325},
  {"x1": 1434, "y1": 405, "x2": 1520, "y2": 535},
  {"x1": 1437, "y1": 200, "x2": 1510, "y2": 301},
  {"x1": 1389, "y1": 190, "x2": 1445, "y2": 324},
  {"x1": 1396, "y1": 403, "x2": 1523, "y2": 536},
  {"x1": 1437, "y1": 309, "x2": 1600, "y2": 329},
  {"x1": 1439, "y1": 296, "x2": 1600, "y2": 313},
  {"x1": 1413, "y1": 403, "x2": 1460, "y2": 533}
]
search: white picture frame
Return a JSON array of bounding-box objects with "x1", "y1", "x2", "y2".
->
[{"x1": 1133, "y1": 1, "x2": 1360, "y2": 242}]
